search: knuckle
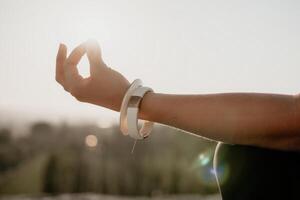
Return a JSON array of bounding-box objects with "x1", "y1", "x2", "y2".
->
[
  {"x1": 70, "y1": 86, "x2": 80, "y2": 96},
  {"x1": 55, "y1": 76, "x2": 62, "y2": 83},
  {"x1": 63, "y1": 86, "x2": 69, "y2": 92},
  {"x1": 74, "y1": 95, "x2": 85, "y2": 102}
]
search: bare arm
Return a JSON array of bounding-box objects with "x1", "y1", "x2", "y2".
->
[
  {"x1": 55, "y1": 41, "x2": 300, "y2": 151},
  {"x1": 139, "y1": 92, "x2": 300, "y2": 151}
]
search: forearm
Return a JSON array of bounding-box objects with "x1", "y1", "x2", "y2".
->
[
  {"x1": 55, "y1": 42, "x2": 300, "y2": 150},
  {"x1": 139, "y1": 92, "x2": 300, "y2": 150}
]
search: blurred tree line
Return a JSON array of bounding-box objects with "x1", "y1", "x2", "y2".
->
[{"x1": 0, "y1": 121, "x2": 218, "y2": 196}]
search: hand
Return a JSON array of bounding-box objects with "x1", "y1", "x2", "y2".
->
[{"x1": 55, "y1": 40, "x2": 130, "y2": 111}]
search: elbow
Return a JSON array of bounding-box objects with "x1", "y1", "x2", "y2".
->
[
  {"x1": 293, "y1": 94, "x2": 300, "y2": 120},
  {"x1": 277, "y1": 136, "x2": 300, "y2": 151},
  {"x1": 253, "y1": 136, "x2": 300, "y2": 152},
  {"x1": 291, "y1": 138, "x2": 300, "y2": 151},
  {"x1": 278, "y1": 95, "x2": 300, "y2": 151},
  {"x1": 292, "y1": 109, "x2": 300, "y2": 150},
  {"x1": 257, "y1": 137, "x2": 300, "y2": 152}
]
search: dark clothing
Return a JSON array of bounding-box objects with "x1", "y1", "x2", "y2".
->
[{"x1": 216, "y1": 144, "x2": 300, "y2": 200}]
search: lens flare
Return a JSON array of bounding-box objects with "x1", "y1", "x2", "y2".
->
[
  {"x1": 191, "y1": 148, "x2": 215, "y2": 187},
  {"x1": 191, "y1": 147, "x2": 230, "y2": 189},
  {"x1": 198, "y1": 153, "x2": 211, "y2": 166},
  {"x1": 214, "y1": 162, "x2": 230, "y2": 185}
]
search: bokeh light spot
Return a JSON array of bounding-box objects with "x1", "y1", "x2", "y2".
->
[{"x1": 85, "y1": 134, "x2": 98, "y2": 147}]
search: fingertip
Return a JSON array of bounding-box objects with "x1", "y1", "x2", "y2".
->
[
  {"x1": 62, "y1": 43, "x2": 67, "y2": 51},
  {"x1": 57, "y1": 43, "x2": 67, "y2": 59},
  {"x1": 59, "y1": 43, "x2": 67, "y2": 50},
  {"x1": 85, "y1": 39, "x2": 100, "y2": 50}
]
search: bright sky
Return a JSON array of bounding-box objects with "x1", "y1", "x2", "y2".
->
[{"x1": 0, "y1": 0, "x2": 300, "y2": 125}]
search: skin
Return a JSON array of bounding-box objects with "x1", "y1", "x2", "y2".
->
[{"x1": 56, "y1": 40, "x2": 300, "y2": 151}]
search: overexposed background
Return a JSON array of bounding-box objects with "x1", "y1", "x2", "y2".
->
[{"x1": 1, "y1": 0, "x2": 300, "y2": 130}]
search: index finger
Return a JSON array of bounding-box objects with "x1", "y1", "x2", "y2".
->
[
  {"x1": 64, "y1": 43, "x2": 86, "y2": 83},
  {"x1": 56, "y1": 43, "x2": 67, "y2": 84}
]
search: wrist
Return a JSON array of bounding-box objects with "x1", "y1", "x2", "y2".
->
[{"x1": 138, "y1": 91, "x2": 160, "y2": 122}]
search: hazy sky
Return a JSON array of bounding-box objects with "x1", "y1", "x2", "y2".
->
[{"x1": 0, "y1": 0, "x2": 300, "y2": 125}]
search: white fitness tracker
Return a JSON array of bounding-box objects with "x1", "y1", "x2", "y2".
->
[
  {"x1": 120, "y1": 79, "x2": 143, "y2": 135},
  {"x1": 119, "y1": 79, "x2": 154, "y2": 140},
  {"x1": 127, "y1": 86, "x2": 154, "y2": 140}
]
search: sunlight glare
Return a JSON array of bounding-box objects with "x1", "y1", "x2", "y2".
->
[{"x1": 97, "y1": 119, "x2": 114, "y2": 129}]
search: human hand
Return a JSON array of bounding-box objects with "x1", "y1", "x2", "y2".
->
[{"x1": 55, "y1": 40, "x2": 130, "y2": 111}]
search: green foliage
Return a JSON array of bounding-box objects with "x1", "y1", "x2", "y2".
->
[{"x1": 0, "y1": 154, "x2": 48, "y2": 194}]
